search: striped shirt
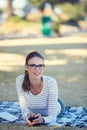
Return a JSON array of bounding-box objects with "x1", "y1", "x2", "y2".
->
[{"x1": 16, "y1": 75, "x2": 61, "y2": 124}]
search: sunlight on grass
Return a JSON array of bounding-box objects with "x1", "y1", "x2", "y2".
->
[
  {"x1": 0, "y1": 52, "x2": 67, "y2": 71},
  {"x1": 59, "y1": 49, "x2": 87, "y2": 57},
  {"x1": 0, "y1": 47, "x2": 86, "y2": 72},
  {"x1": 0, "y1": 36, "x2": 87, "y2": 47},
  {"x1": 45, "y1": 59, "x2": 67, "y2": 65},
  {"x1": 0, "y1": 53, "x2": 25, "y2": 72},
  {"x1": 44, "y1": 49, "x2": 87, "y2": 65},
  {"x1": 45, "y1": 49, "x2": 87, "y2": 57},
  {"x1": 67, "y1": 74, "x2": 82, "y2": 82}
]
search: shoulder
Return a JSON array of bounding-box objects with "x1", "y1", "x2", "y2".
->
[
  {"x1": 16, "y1": 75, "x2": 24, "y2": 86},
  {"x1": 43, "y1": 75, "x2": 57, "y2": 84},
  {"x1": 43, "y1": 75, "x2": 58, "y2": 92}
]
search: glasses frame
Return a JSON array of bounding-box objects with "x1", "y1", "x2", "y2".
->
[{"x1": 27, "y1": 64, "x2": 45, "y2": 70}]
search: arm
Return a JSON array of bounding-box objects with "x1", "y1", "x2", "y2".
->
[
  {"x1": 16, "y1": 75, "x2": 30, "y2": 120},
  {"x1": 43, "y1": 78, "x2": 61, "y2": 124}
]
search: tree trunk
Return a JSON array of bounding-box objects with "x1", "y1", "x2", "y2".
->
[{"x1": 7, "y1": 0, "x2": 13, "y2": 17}]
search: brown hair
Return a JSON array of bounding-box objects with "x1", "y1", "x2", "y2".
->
[{"x1": 22, "y1": 51, "x2": 44, "y2": 92}]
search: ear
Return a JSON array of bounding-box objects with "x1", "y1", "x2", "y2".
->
[{"x1": 25, "y1": 65, "x2": 28, "y2": 71}]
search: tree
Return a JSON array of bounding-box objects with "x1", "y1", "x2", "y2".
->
[
  {"x1": 83, "y1": 0, "x2": 87, "y2": 20},
  {"x1": 29, "y1": 0, "x2": 80, "y2": 6},
  {"x1": 7, "y1": 0, "x2": 13, "y2": 17}
]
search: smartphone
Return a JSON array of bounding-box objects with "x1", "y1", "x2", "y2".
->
[{"x1": 28, "y1": 116, "x2": 38, "y2": 122}]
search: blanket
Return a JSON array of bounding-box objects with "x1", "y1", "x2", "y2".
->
[{"x1": 0, "y1": 101, "x2": 87, "y2": 128}]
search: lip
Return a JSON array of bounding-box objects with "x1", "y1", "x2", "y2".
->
[{"x1": 34, "y1": 73, "x2": 40, "y2": 76}]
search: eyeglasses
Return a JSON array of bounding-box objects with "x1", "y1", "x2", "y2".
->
[{"x1": 27, "y1": 64, "x2": 45, "y2": 70}]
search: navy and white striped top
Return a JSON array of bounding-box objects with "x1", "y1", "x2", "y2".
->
[{"x1": 16, "y1": 75, "x2": 61, "y2": 124}]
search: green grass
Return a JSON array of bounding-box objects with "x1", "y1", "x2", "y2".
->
[
  {"x1": 0, "y1": 123, "x2": 86, "y2": 130},
  {"x1": 0, "y1": 35, "x2": 87, "y2": 130}
]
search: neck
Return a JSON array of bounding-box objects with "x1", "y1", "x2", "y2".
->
[
  {"x1": 29, "y1": 77, "x2": 42, "y2": 89},
  {"x1": 29, "y1": 77, "x2": 43, "y2": 95}
]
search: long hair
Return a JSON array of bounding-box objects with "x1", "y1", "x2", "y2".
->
[{"x1": 22, "y1": 51, "x2": 44, "y2": 92}]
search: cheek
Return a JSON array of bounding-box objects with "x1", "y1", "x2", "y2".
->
[
  {"x1": 25, "y1": 66, "x2": 28, "y2": 71},
  {"x1": 27, "y1": 69, "x2": 32, "y2": 73},
  {"x1": 25, "y1": 67, "x2": 31, "y2": 73}
]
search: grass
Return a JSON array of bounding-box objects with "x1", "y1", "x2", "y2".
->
[
  {"x1": 0, "y1": 123, "x2": 84, "y2": 130},
  {"x1": 0, "y1": 16, "x2": 41, "y2": 35},
  {"x1": 0, "y1": 35, "x2": 87, "y2": 130}
]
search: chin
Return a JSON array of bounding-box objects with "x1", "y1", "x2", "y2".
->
[{"x1": 34, "y1": 75, "x2": 41, "y2": 79}]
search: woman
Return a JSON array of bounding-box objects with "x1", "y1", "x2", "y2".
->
[{"x1": 16, "y1": 51, "x2": 65, "y2": 126}]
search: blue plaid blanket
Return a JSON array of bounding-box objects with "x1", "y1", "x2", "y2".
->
[{"x1": 0, "y1": 101, "x2": 87, "y2": 128}]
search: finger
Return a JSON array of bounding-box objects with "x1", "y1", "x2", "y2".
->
[
  {"x1": 31, "y1": 113, "x2": 36, "y2": 117},
  {"x1": 35, "y1": 113, "x2": 41, "y2": 117},
  {"x1": 27, "y1": 113, "x2": 35, "y2": 119},
  {"x1": 33, "y1": 118, "x2": 39, "y2": 122},
  {"x1": 26, "y1": 119, "x2": 35, "y2": 126}
]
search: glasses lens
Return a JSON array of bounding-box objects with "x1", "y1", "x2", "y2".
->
[
  {"x1": 27, "y1": 64, "x2": 45, "y2": 69},
  {"x1": 29, "y1": 64, "x2": 35, "y2": 69},
  {"x1": 38, "y1": 64, "x2": 45, "y2": 69}
]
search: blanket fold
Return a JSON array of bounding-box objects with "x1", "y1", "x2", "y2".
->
[{"x1": 0, "y1": 101, "x2": 87, "y2": 128}]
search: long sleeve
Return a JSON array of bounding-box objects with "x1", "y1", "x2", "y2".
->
[
  {"x1": 43, "y1": 77, "x2": 61, "y2": 124},
  {"x1": 16, "y1": 75, "x2": 30, "y2": 120}
]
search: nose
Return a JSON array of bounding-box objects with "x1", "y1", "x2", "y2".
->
[{"x1": 35, "y1": 66, "x2": 40, "y2": 70}]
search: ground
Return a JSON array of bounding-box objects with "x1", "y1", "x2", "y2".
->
[{"x1": 0, "y1": 33, "x2": 87, "y2": 130}]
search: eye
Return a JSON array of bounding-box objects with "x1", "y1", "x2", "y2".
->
[
  {"x1": 38, "y1": 64, "x2": 43, "y2": 67},
  {"x1": 39, "y1": 64, "x2": 45, "y2": 67},
  {"x1": 30, "y1": 64, "x2": 36, "y2": 67}
]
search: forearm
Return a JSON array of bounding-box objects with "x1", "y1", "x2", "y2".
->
[
  {"x1": 43, "y1": 116, "x2": 56, "y2": 124},
  {"x1": 16, "y1": 86, "x2": 30, "y2": 120},
  {"x1": 17, "y1": 94, "x2": 30, "y2": 120}
]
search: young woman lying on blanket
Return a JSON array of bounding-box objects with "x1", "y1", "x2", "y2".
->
[{"x1": 16, "y1": 51, "x2": 65, "y2": 126}]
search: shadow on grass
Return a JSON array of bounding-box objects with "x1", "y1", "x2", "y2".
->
[
  {"x1": 0, "y1": 39, "x2": 87, "y2": 105},
  {"x1": 0, "y1": 38, "x2": 87, "y2": 129}
]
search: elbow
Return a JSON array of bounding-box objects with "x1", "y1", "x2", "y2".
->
[
  {"x1": 22, "y1": 114, "x2": 26, "y2": 121},
  {"x1": 43, "y1": 116, "x2": 57, "y2": 124}
]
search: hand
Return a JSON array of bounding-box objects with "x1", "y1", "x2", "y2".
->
[
  {"x1": 26, "y1": 113, "x2": 44, "y2": 126},
  {"x1": 31, "y1": 113, "x2": 44, "y2": 125},
  {"x1": 26, "y1": 113, "x2": 36, "y2": 126}
]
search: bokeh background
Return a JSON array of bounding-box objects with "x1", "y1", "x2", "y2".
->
[{"x1": 0, "y1": 0, "x2": 87, "y2": 130}]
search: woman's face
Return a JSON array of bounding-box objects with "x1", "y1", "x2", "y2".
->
[{"x1": 25, "y1": 57, "x2": 45, "y2": 80}]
